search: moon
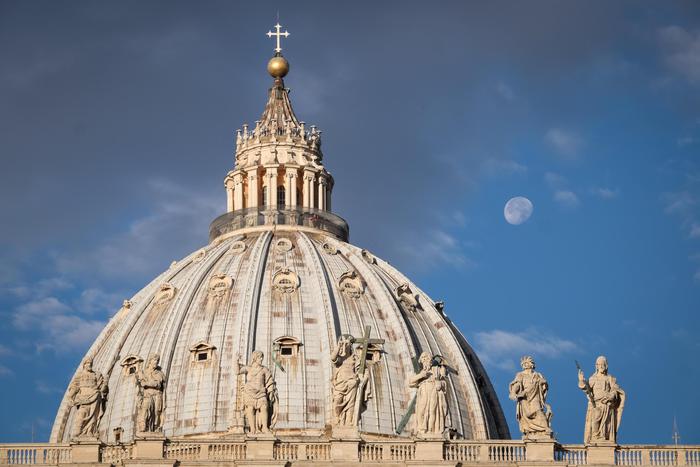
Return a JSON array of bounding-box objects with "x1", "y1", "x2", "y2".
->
[{"x1": 504, "y1": 197, "x2": 534, "y2": 225}]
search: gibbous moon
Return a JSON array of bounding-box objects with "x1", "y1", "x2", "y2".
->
[{"x1": 504, "y1": 197, "x2": 534, "y2": 225}]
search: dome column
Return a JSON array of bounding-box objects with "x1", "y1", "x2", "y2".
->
[
  {"x1": 246, "y1": 168, "x2": 259, "y2": 208},
  {"x1": 317, "y1": 173, "x2": 328, "y2": 210},
  {"x1": 285, "y1": 165, "x2": 299, "y2": 208},
  {"x1": 303, "y1": 168, "x2": 317, "y2": 208},
  {"x1": 264, "y1": 165, "x2": 279, "y2": 207},
  {"x1": 224, "y1": 172, "x2": 235, "y2": 213},
  {"x1": 233, "y1": 171, "x2": 244, "y2": 210}
]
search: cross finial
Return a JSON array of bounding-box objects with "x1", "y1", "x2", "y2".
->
[{"x1": 266, "y1": 23, "x2": 290, "y2": 54}]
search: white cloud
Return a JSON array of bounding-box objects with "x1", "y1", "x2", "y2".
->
[
  {"x1": 13, "y1": 297, "x2": 105, "y2": 353},
  {"x1": 544, "y1": 171, "x2": 567, "y2": 188},
  {"x1": 396, "y1": 229, "x2": 476, "y2": 272},
  {"x1": 473, "y1": 328, "x2": 579, "y2": 371},
  {"x1": 591, "y1": 187, "x2": 619, "y2": 199},
  {"x1": 545, "y1": 128, "x2": 583, "y2": 160},
  {"x1": 481, "y1": 158, "x2": 527, "y2": 176},
  {"x1": 677, "y1": 136, "x2": 696, "y2": 147},
  {"x1": 0, "y1": 365, "x2": 13, "y2": 378},
  {"x1": 55, "y1": 178, "x2": 220, "y2": 281},
  {"x1": 496, "y1": 82, "x2": 515, "y2": 101},
  {"x1": 659, "y1": 26, "x2": 700, "y2": 84},
  {"x1": 554, "y1": 190, "x2": 580, "y2": 208}
]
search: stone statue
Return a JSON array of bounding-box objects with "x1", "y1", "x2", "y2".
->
[
  {"x1": 235, "y1": 351, "x2": 278, "y2": 434},
  {"x1": 67, "y1": 357, "x2": 108, "y2": 439},
  {"x1": 330, "y1": 334, "x2": 370, "y2": 427},
  {"x1": 578, "y1": 356, "x2": 625, "y2": 444},
  {"x1": 135, "y1": 354, "x2": 166, "y2": 433},
  {"x1": 508, "y1": 356, "x2": 553, "y2": 439},
  {"x1": 409, "y1": 352, "x2": 448, "y2": 436}
]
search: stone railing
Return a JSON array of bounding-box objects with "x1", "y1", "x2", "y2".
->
[
  {"x1": 0, "y1": 444, "x2": 72, "y2": 465},
  {"x1": 1, "y1": 440, "x2": 699, "y2": 465},
  {"x1": 209, "y1": 206, "x2": 350, "y2": 242}
]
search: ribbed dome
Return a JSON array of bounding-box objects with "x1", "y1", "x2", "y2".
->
[{"x1": 50, "y1": 229, "x2": 509, "y2": 442}]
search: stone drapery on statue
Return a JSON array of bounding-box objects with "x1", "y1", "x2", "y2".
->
[
  {"x1": 67, "y1": 357, "x2": 108, "y2": 439},
  {"x1": 235, "y1": 351, "x2": 278, "y2": 434},
  {"x1": 330, "y1": 335, "x2": 371, "y2": 427},
  {"x1": 135, "y1": 354, "x2": 166, "y2": 434},
  {"x1": 508, "y1": 356, "x2": 553, "y2": 439},
  {"x1": 578, "y1": 356, "x2": 625, "y2": 444},
  {"x1": 409, "y1": 352, "x2": 448, "y2": 437}
]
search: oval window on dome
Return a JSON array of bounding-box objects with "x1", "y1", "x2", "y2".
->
[{"x1": 272, "y1": 268, "x2": 300, "y2": 293}]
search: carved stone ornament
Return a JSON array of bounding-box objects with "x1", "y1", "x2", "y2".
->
[
  {"x1": 118, "y1": 299, "x2": 133, "y2": 314},
  {"x1": 275, "y1": 238, "x2": 294, "y2": 253},
  {"x1": 153, "y1": 283, "x2": 176, "y2": 306},
  {"x1": 361, "y1": 249, "x2": 376, "y2": 264},
  {"x1": 169, "y1": 260, "x2": 178, "y2": 268},
  {"x1": 208, "y1": 273, "x2": 233, "y2": 298},
  {"x1": 322, "y1": 242, "x2": 339, "y2": 255},
  {"x1": 120, "y1": 354, "x2": 144, "y2": 376},
  {"x1": 272, "y1": 268, "x2": 300, "y2": 293},
  {"x1": 396, "y1": 283, "x2": 421, "y2": 312},
  {"x1": 231, "y1": 240, "x2": 247, "y2": 254},
  {"x1": 339, "y1": 270, "x2": 365, "y2": 299},
  {"x1": 192, "y1": 248, "x2": 207, "y2": 263}
]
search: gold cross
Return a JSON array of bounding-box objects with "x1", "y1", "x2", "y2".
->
[{"x1": 266, "y1": 23, "x2": 290, "y2": 54}]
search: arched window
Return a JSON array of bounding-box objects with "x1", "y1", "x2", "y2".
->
[
  {"x1": 262, "y1": 185, "x2": 268, "y2": 206},
  {"x1": 277, "y1": 186, "x2": 286, "y2": 207}
]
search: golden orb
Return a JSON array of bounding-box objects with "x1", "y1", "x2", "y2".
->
[{"x1": 267, "y1": 56, "x2": 289, "y2": 78}]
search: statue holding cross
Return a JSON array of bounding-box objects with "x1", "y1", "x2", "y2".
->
[{"x1": 330, "y1": 325, "x2": 384, "y2": 429}]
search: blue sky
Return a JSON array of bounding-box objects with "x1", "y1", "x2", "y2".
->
[{"x1": 0, "y1": 1, "x2": 699, "y2": 444}]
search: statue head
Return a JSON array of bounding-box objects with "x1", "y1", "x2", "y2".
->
[
  {"x1": 337, "y1": 334, "x2": 355, "y2": 357},
  {"x1": 595, "y1": 356, "x2": 608, "y2": 374},
  {"x1": 82, "y1": 357, "x2": 93, "y2": 371},
  {"x1": 252, "y1": 350, "x2": 264, "y2": 365},
  {"x1": 520, "y1": 355, "x2": 535, "y2": 370},
  {"x1": 147, "y1": 354, "x2": 160, "y2": 370},
  {"x1": 419, "y1": 351, "x2": 433, "y2": 370}
]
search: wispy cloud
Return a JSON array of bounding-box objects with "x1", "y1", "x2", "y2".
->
[
  {"x1": 496, "y1": 82, "x2": 515, "y2": 101},
  {"x1": 677, "y1": 136, "x2": 697, "y2": 147},
  {"x1": 545, "y1": 128, "x2": 583, "y2": 160},
  {"x1": 473, "y1": 328, "x2": 579, "y2": 371},
  {"x1": 481, "y1": 158, "x2": 527, "y2": 176},
  {"x1": 554, "y1": 190, "x2": 580, "y2": 208},
  {"x1": 396, "y1": 229, "x2": 476, "y2": 271},
  {"x1": 658, "y1": 26, "x2": 700, "y2": 84},
  {"x1": 590, "y1": 187, "x2": 619, "y2": 200},
  {"x1": 544, "y1": 171, "x2": 567, "y2": 188}
]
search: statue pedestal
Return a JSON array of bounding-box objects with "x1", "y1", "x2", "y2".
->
[
  {"x1": 246, "y1": 438, "x2": 276, "y2": 460},
  {"x1": 525, "y1": 438, "x2": 555, "y2": 462},
  {"x1": 587, "y1": 442, "x2": 617, "y2": 465},
  {"x1": 133, "y1": 433, "x2": 166, "y2": 459},
  {"x1": 330, "y1": 439, "x2": 360, "y2": 461},
  {"x1": 227, "y1": 410, "x2": 245, "y2": 434},
  {"x1": 330, "y1": 425, "x2": 361, "y2": 440},
  {"x1": 70, "y1": 439, "x2": 101, "y2": 463},
  {"x1": 415, "y1": 440, "x2": 445, "y2": 461}
]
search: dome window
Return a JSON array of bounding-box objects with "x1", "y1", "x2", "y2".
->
[
  {"x1": 190, "y1": 342, "x2": 216, "y2": 363},
  {"x1": 120, "y1": 355, "x2": 143, "y2": 376},
  {"x1": 274, "y1": 336, "x2": 302, "y2": 358},
  {"x1": 208, "y1": 273, "x2": 233, "y2": 298},
  {"x1": 272, "y1": 268, "x2": 300, "y2": 293},
  {"x1": 275, "y1": 238, "x2": 294, "y2": 252},
  {"x1": 231, "y1": 240, "x2": 247, "y2": 254},
  {"x1": 365, "y1": 343, "x2": 384, "y2": 364}
]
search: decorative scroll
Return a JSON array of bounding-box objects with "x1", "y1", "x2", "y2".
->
[
  {"x1": 153, "y1": 283, "x2": 176, "y2": 306},
  {"x1": 338, "y1": 271, "x2": 365, "y2": 299}
]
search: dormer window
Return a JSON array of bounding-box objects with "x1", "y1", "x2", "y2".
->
[
  {"x1": 274, "y1": 336, "x2": 302, "y2": 358},
  {"x1": 120, "y1": 355, "x2": 143, "y2": 376},
  {"x1": 365, "y1": 343, "x2": 384, "y2": 364},
  {"x1": 190, "y1": 342, "x2": 216, "y2": 363}
]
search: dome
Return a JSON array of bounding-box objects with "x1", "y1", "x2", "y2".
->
[{"x1": 50, "y1": 29, "x2": 510, "y2": 444}]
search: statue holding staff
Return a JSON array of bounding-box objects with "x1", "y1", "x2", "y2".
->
[
  {"x1": 135, "y1": 354, "x2": 166, "y2": 433},
  {"x1": 67, "y1": 357, "x2": 108, "y2": 439}
]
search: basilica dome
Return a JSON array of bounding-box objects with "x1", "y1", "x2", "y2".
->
[{"x1": 49, "y1": 47, "x2": 510, "y2": 444}]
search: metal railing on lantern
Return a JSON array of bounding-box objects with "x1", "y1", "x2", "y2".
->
[{"x1": 208, "y1": 206, "x2": 350, "y2": 242}]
